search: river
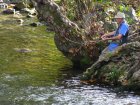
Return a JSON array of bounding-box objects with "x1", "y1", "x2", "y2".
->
[{"x1": 0, "y1": 13, "x2": 139, "y2": 105}]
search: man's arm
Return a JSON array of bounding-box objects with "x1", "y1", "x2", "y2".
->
[
  {"x1": 103, "y1": 34, "x2": 122, "y2": 41},
  {"x1": 101, "y1": 31, "x2": 115, "y2": 39}
]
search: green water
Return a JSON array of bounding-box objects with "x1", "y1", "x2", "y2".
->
[
  {"x1": 0, "y1": 14, "x2": 72, "y2": 86},
  {"x1": 0, "y1": 13, "x2": 140, "y2": 105}
]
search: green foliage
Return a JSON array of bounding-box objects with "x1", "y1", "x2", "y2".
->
[
  {"x1": 137, "y1": 8, "x2": 140, "y2": 17},
  {"x1": 107, "y1": 66, "x2": 121, "y2": 83}
]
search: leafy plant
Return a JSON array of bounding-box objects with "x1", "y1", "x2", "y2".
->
[{"x1": 107, "y1": 66, "x2": 121, "y2": 84}]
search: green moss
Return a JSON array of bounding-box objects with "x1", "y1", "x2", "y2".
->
[
  {"x1": 107, "y1": 67, "x2": 121, "y2": 83},
  {"x1": 0, "y1": 14, "x2": 72, "y2": 87}
]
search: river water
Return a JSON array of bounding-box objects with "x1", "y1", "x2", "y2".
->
[{"x1": 0, "y1": 14, "x2": 139, "y2": 105}]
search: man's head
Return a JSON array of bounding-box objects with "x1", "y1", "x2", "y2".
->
[{"x1": 114, "y1": 12, "x2": 125, "y2": 24}]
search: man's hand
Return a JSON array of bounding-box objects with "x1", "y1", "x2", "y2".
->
[
  {"x1": 101, "y1": 34, "x2": 107, "y2": 39},
  {"x1": 102, "y1": 37, "x2": 109, "y2": 41},
  {"x1": 101, "y1": 31, "x2": 115, "y2": 41},
  {"x1": 101, "y1": 34, "x2": 109, "y2": 41}
]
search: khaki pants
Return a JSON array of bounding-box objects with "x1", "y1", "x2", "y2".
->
[{"x1": 98, "y1": 46, "x2": 117, "y2": 62}]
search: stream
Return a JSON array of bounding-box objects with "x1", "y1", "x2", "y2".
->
[{"x1": 0, "y1": 13, "x2": 139, "y2": 105}]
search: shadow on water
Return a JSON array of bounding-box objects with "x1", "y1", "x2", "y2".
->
[{"x1": 0, "y1": 13, "x2": 139, "y2": 105}]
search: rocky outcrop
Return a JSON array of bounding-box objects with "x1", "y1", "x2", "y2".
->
[{"x1": 81, "y1": 23, "x2": 140, "y2": 89}]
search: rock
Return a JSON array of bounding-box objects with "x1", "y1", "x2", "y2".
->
[
  {"x1": 14, "y1": 2, "x2": 29, "y2": 10},
  {"x1": 26, "y1": 14, "x2": 35, "y2": 18},
  {"x1": 13, "y1": 11, "x2": 23, "y2": 18},
  {"x1": 131, "y1": 70, "x2": 140, "y2": 83},
  {"x1": 82, "y1": 40, "x2": 140, "y2": 89},
  {"x1": 0, "y1": 3, "x2": 8, "y2": 9},
  {"x1": 124, "y1": 7, "x2": 138, "y2": 23},
  {"x1": 30, "y1": 22, "x2": 37, "y2": 27},
  {"x1": 30, "y1": 22, "x2": 44, "y2": 27},
  {"x1": 2, "y1": 8, "x2": 15, "y2": 14},
  {"x1": 14, "y1": 48, "x2": 32, "y2": 53},
  {"x1": 16, "y1": 19, "x2": 24, "y2": 25},
  {"x1": 129, "y1": 7, "x2": 138, "y2": 21},
  {"x1": 22, "y1": 8, "x2": 36, "y2": 15}
]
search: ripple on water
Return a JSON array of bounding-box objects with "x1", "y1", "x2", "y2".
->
[{"x1": 6, "y1": 78, "x2": 139, "y2": 105}]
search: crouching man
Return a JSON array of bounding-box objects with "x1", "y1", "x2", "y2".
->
[{"x1": 99, "y1": 12, "x2": 129, "y2": 61}]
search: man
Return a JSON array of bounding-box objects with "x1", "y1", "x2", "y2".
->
[
  {"x1": 98, "y1": 12, "x2": 129, "y2": 61},
  {"x1": 101, "y1": 12, "x2": 129, "y2": 51}
]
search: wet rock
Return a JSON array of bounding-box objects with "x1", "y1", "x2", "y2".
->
[
  {"x1": 0, "y1": 3, "x2": 8, "y2": 9},
  {"x1": 22, "y1": 8, "x2": 36, "y2": 15},
  {"x1": 26, "y1": 14, "x2": 36, "y2": 18},
  {"x1": 13, "y1": 11, "x2": 23, "y2": 18},
  {"x1": 14, "y1": 48, "x2": 32, "y2": 53},
  {"x1": 131, "y1": 70, "x2": 140, "y2": 84},
  {"x1": 16, "y1": 19, "x2": 24, "y2": 25},
  {"x1": 14, "y1": 2, "x2": 29, "y2": 10},
  {"x1": 2, "y1": 8, "x2": 15, "y2": 14},
  {"x1": 30, "y1": 22, "x2": 44, "y2": 27}
]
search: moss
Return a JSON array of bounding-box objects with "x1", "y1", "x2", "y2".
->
[{"x1": 0, "y1": 14, "x2": 72, "y2": 87}]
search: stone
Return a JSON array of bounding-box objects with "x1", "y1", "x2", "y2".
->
[
  {"x1": 2, "y1": 8, "x2": 15, "y2": 14},
  {"x1": 22, "y1": 8, "x2": 36, "y2": 15},
  {"x1": 131, "y1": 70, "x2": 140, "y2": 82},
  {"x1": 0, "y1": 3, "x2": 8, "y2": 9},
  {"x1": 16, "y1": 19, "x2": 24, "y2": 25},
  {"x1": 14, "y1": 48, "x2": 32, "y2": 53},
  {"x1": 30, "y1": 22, "x2": 44, "y2": 27},
  {"x1": 14, "y1": 2, "x2": 29, "y2": 10}
]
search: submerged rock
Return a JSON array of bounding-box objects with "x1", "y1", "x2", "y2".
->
[
  {"x1": 16, "y1": 19, "x2": 24, "y2": 25},
  {"x1": 2, "y1": 8, "x2": 15, "y2": 14},
  {"x1": 14, "y1": 48, "x2": 32, "y2": 53},
  {"x1": 29, "y1": 22, "x2": 44, "y2": 27}
]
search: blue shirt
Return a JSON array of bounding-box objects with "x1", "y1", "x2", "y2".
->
[{"x1": 108, "y1": 21, "x2": 129, "y2": 51}]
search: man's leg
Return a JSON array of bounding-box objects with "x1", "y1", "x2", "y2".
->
[{"x1": 98, "y1": 47, "x2": 109, "y2": 61}]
